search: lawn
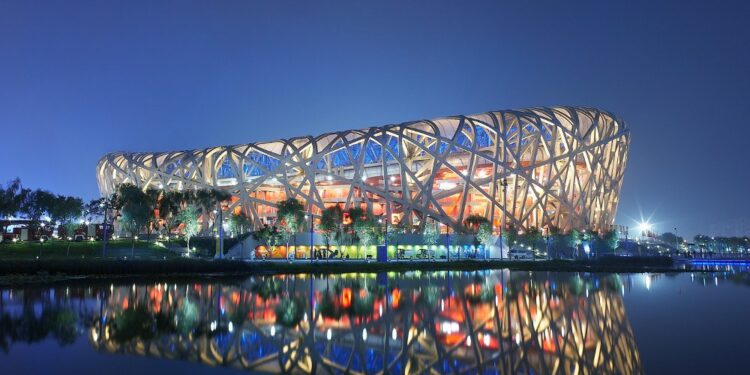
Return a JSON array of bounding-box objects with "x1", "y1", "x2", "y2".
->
[{"x1": 0, "y1": 239, "x2": 182, "y2": 260}]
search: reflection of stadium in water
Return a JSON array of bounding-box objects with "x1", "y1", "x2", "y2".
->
[
  {"x1": 0, "y1": 271, "x2": 643, "y2": 374},
  {"x1": 85, "y1": 272, "x2": 642, "y2": 374}
]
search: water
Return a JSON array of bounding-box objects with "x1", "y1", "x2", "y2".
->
[{"x1": 1, "y1": 267, "x2": 749, "y2": 374}]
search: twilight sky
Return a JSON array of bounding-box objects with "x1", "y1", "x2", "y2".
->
[{"x1": 1, "y1": 1, "x2": 748, "y2": 237}]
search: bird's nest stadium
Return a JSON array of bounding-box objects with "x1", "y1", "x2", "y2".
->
[{"x1": 97, "y1": 106, "x2": 629, "y2": 233}]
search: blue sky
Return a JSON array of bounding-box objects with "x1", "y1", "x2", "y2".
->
[{"x1": 1, "y1": 0, "x2": 748, "y2": 237}]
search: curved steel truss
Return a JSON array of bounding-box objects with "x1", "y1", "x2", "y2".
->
[{"x1": 97, "y1": 106, "x2": 629, "y2": 231}]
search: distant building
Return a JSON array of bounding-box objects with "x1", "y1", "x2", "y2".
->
[{"x1": 97, "y1": 106, "x2": 629, "y2": 232}]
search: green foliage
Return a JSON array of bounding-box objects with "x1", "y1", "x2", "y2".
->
[
  {"x1": 191, "y1": 188, "x2": 232, "y2": 234},
  {"x1": 319, "y1": 205, "x2": 343, "y2": 248},
  {"x1": 115, "y1": 184, "x2": 153, "y2": 237},
  {"x1": 568, "y1": 229, "x2": 582, "y2": 247},
  {"x1": 228, "y1": 210, "x2": 251, "y2": 235},
  {"x1": 477, "y1": 222, "x2": 493, "y2": 248},
  {"x1": 505, "y1": 224, "x2": 519, "y2": 247},
  {"x1": 344, "y1": 207, "x2": 366, "y2": 245},
  {"x1": 354, "y1": 216, "x2": 378, "y2": 247},
  {"x1": 602, "y1": 230, "x2": 619, "y2": 252},
  {"x1": 21, "y1": 189, "x2": 56, "y2": 225},
  {"x1": 386, "y1": 217, "x2": 409, "y2": 246},
  {"x1": 520, "y1": 227, "x2": 543, "y2": 249},
  {"x1": 277, "y1": 198, "x2": 305, "y2": 245},
  {"x1": 48, "y1": 195, "x2": 84, "y2": 228},
  {"x1": 252, "y1": 225, "x2": 281, "y2": 249},
  {"x1": 0, "y1": 178, "x2": 28, "y2": 220},
  {"x1": 176, "y1": 204, "x2": 200, "y2": 250},
  {"x1": 658, "y1": 232, "x2": 682, "y2": 245},
  {"x1": 423, "y1": 222, "x2": 439, "y2": 246},
  {"x1": 463, "y1": 214, "x2": 489, "y2": 233}
]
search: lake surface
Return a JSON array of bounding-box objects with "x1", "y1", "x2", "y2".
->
[{"x1": 2, "y1": 266, "x2": 749, "y2": 374}]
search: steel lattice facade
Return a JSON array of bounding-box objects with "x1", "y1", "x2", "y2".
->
[{"x1": 97, "y1": 106, "x2": 629, "y2": 232}]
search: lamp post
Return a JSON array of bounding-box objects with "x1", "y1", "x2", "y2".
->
[
  {"x1": 379, "y1": 217, "x2": 388, "y2": 248},
  {"x1": 306, "y1": 214, "x2": 314, "y2": 263},
  {"x1": 39, "y1": 222, "x2": 46, "y2": 257},
  {"x1": 100, "y1": 198, "x2": 110, "y2": 258},
  {"x1": 214, "y1": 207, "x2": 224, "y2": 259},
  {"x1": 500, "y1": 178, "x2": 508, "y2": 261},
  {"x1": 445, "y1": 221, "x2": 450, "y2": 263}
]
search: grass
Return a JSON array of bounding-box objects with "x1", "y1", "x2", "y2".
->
[{"x1": 0, "y1": 239, "x2": 182, "y2": 260}]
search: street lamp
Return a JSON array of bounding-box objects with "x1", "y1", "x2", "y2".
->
[
  {"x1": 100, "y1": 198, "x2": 112, "y2": 257},
  {"x1": 637, "y1": 221, "x2": 652, "y2": 241},
  {"x1": 544, "y1": 227, "x2": 551, "y2": 261},
  {"x1": 500, "y1": 178, "x2": 508, "y2": 261},
  {"x1": 306, "y1": 214, "x2": 313, "y2": 263},
  {"x1": 379, "y1": 217, "x2": 388, "y2": 249}
]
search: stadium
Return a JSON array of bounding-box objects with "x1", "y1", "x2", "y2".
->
[{"x1": 97, "y1": 106, "x2": 629, "y2": 233}]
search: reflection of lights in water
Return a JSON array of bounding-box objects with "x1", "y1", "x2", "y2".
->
[
  {"x1": 441, "y1": 321, "x2": 460, "y2": 334},
  {"x1": 60, "y1": 272, "x2": 646, "y2": 374},
  {"x1": 644, "y1": 275, "x2": 651, "y2": 290},
  {"x1": 715, "y1": 276, "x2": 718, "y2": 286}
]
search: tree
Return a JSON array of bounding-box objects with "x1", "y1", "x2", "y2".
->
[
  {"x1": 567, "y1": 229, "x2": 582, "y2": 257},
  {"x1": 0, "y1": 178, "x2": 29, "y2": 234},
  {"x1": 228, "y1": 210, "x2": 251, "y2": 236},
  {"x1": 353, "y1": 214, "x2": 378, "y2": 259},
  {"x1": 521, "y1": 227, "x2": 543, "y2": 250},
  {"x1": 658, "y1": 232, "x2": 682, "y2": 251},
  {"x1": 463, "y1": 214, "x2": 489, "y2": 233},
  {"x1": 548, "y1": 226, "x2": 567, "y2": 259},
  {"x1": 593, "y1": 230, "x2": 619, "y2": 254},
  {"x1": 319, "y1": 206, "x2": 343, "y2": 253},
  {"x1": 601, "y1": 229, "x2": 619, "y2": 254},
  {"x1": 21, "y1": 189, "x2": 56, "y2": 237},
  {"x1": 48, "y1": 195, "x2": 84, "y2": 228},
  {"x1": 277, "y1": 198, "x2": 305, "y2": 258},
  {"x1": 47, "y1": 195, "x2": 84, "y2": 256},
  {"x1": 386, "y1": 217, "x2": 408, "y2": 250},
  {"x1": 252, "y1": 224, "x2": 280, "y2": 257},
  {"x1": 143, "y1": 188, "x2": 161, "y2": 242},
  {"x1": 192, "y1": 188, "x2": 232, "y2": 235},
  {"x1": 476, "y1": 222, "x2": 493, "y2": 258},
  {"x1": 157, "y1": 191, "x2": 186, "y2": 250},
  {"x1": 505, "y1": 224, "x2": 520, "y2": 249},
  {"x1": 176, "y1": 204, "x2": 200, "y2": 255},
  {"x1": 115, "y1": 184, "x2": 152, "y2": 256},
  {"x1": 423, "y1": 221, "x2": 439, "y2": 247}
]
